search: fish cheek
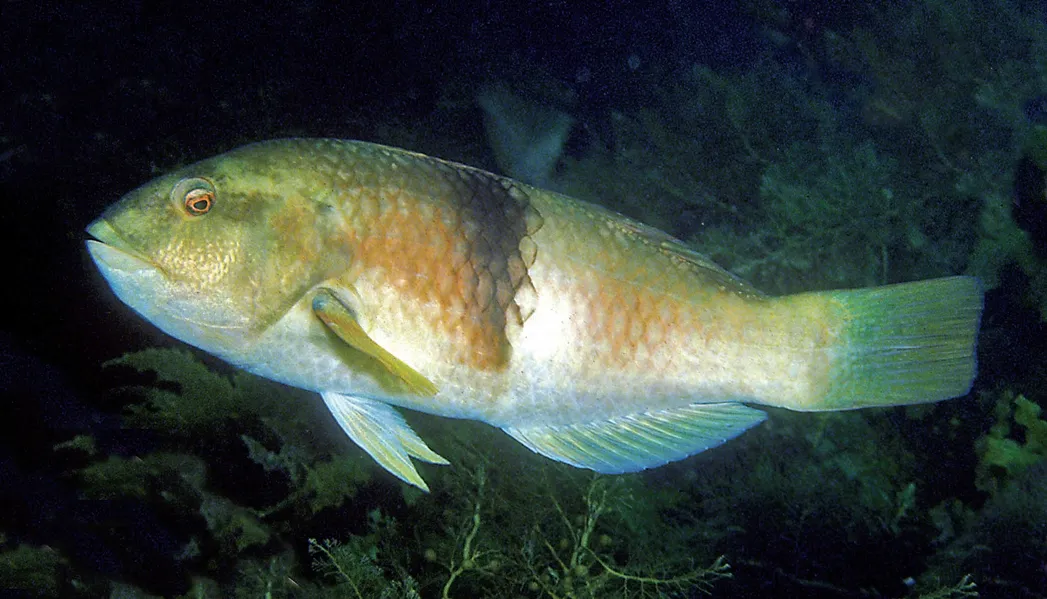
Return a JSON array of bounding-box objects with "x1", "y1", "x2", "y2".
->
[
  {"x1": 156, "y1": 238, "x2": 233, "y2": 289},
  {"x1": 152, "y1": 219, "x2": 250, "y2": 302}
]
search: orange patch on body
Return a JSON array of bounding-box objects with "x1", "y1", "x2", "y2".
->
[
  {"x1": 347, "y1": 192, "x2": 516, "y2": 372},
  {"x1": 566, "y1": 256, "x2": 695, "y2": 375}
]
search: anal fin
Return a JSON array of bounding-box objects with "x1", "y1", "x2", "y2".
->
[
  {"x1": 321, "y1": 392, "x2": 448, "y2": 492},
  {"x1": 503, "y1": 403, "x2": 766, "y2": 473}
]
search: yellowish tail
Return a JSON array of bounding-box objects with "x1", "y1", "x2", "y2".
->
[{"x1": 806, "y1": 276, "x2": 983, "y2": 411}]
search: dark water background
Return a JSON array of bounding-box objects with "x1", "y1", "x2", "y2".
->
[{"x1": 2, "y1": 1, "x2": 1046, "y2": 597}]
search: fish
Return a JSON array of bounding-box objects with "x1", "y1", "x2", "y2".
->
[{"x1": 85, "y1": 138, "x2": 983, "y2": 491}]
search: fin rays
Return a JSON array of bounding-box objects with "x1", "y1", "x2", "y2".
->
[
  {"x1": 321, "y1": 392, "x2": 448, "y2": 492},
  {"x1": 504, "y1": 402, "x2": 767, "y2": 473}
]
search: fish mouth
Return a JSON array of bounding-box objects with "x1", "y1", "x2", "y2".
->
[
  {"x1": 85, "y1": 218, "x2": 158, "y2": 275},
  {"x1": 86, "y1": 218, "x2": 125, "y2": 249}
]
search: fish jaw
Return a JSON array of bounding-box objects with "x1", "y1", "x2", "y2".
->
[
  {"x1": 86, "y1": 217, "x2": 155, "y2": 269},
  {"x1": 85, "y1": 218, "x2": 255, "y2": 357},
  {"x1": 86, "y1": 217, "x2": 168, "y2": 315}
]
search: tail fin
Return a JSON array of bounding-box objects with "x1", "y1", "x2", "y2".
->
[{"x1": 809, "y1": 276, "x2": 983, "y2": 411}]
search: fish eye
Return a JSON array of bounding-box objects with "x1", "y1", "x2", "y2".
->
[
  {"x1": 172, "y1": 177, "x2": 216, "y2": 216},
  {"x1": 185, "y1": 188, "x2": 213, "y2": 215}
]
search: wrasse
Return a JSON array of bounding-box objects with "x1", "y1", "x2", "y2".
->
[{"x1": 86, "y1": 139, "x2": 982, "y2": 491}]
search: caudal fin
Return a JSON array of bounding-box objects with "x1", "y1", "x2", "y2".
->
[{"x1": 811, "y1": 276, "x2": 982, "y2": 410}]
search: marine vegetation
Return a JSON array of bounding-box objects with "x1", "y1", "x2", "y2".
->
[
  {"x1": 10, "y1": 0, "x2": 1047, "y2": 596},
  {"x1": 0, "y1": 347, "x2": 998, "y2": 597},
  {"x1": 18, "y1": 348, "x2": 737, "y2": 597},
  {"x1": 975, "y1": 389, "x2": 1047, "y2": 492}
]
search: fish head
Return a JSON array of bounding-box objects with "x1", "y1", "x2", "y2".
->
[{"x1": 86, "y1": 142, "x2": 352, "y2": 356}]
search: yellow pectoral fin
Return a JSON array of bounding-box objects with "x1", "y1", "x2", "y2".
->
[{"x1": 312, "y1": 289, "x2": 438, "y2": 396}]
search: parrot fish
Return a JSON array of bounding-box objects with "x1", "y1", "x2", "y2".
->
[{"x1": 85, "y1": 139, "x2": 983, "y2": 491}]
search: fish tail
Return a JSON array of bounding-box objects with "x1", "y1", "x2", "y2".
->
[{"x1": 802, "y1": 276, "x2": 983, "y2": 411}]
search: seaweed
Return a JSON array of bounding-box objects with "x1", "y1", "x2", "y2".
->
[{"x1": 975, "y1": 390, "x2": 1047, "y2": 493}]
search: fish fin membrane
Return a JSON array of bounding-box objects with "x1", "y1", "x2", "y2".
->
[
  {"x1": 321, "y1": 392, "x2": 448, "y2": 492},
  {"x1": 477, "y1": 84, "x2": 573, "y2": 187},
  {"x1": 503, "y1": 403, "x2": 766, "y2": 473},
  {"x1": 816, "y1": 276, "x2": 983, "y2": 410}
]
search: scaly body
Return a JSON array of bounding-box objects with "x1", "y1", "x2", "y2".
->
[{"x1": 86, "y1": 139, "x2": 982, "y2": 490}]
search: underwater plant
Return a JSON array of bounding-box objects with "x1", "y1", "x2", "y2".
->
[{"x1": 975, "y1": 389, "x2": 1047, "y2": 493}]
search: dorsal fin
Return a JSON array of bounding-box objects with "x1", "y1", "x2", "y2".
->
[{"x1": 596, "y1": 205, "x2": 764, "y2": 298}]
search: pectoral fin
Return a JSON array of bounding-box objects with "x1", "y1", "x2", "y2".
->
[
  {"x1": 503, "y1": 402, "x2": 766, "y2": 473},
  {"x1": 312, "y1": 289, "x2": 437, "y2": 396},
  {"x1": 321, "y1": 391, "x2": 449, "y2": 492}
]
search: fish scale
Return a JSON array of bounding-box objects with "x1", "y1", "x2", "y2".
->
[
  {"x1": 325, "y1": 141, "x2": 543, "y2": 371},
  {"x1": 86, "y1": 138, "x2": 983, "y2": 491}
]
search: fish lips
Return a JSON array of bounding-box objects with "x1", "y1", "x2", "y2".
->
[
  {"x1": 85, "y1": 218, "x2": 155, "y2": 274},
  {"x1": 85, "y1": 218, "x2": 253, "y2": 338},
  {"x1": 85, "y1": 218, "x2": 165, "y2": 304}
]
